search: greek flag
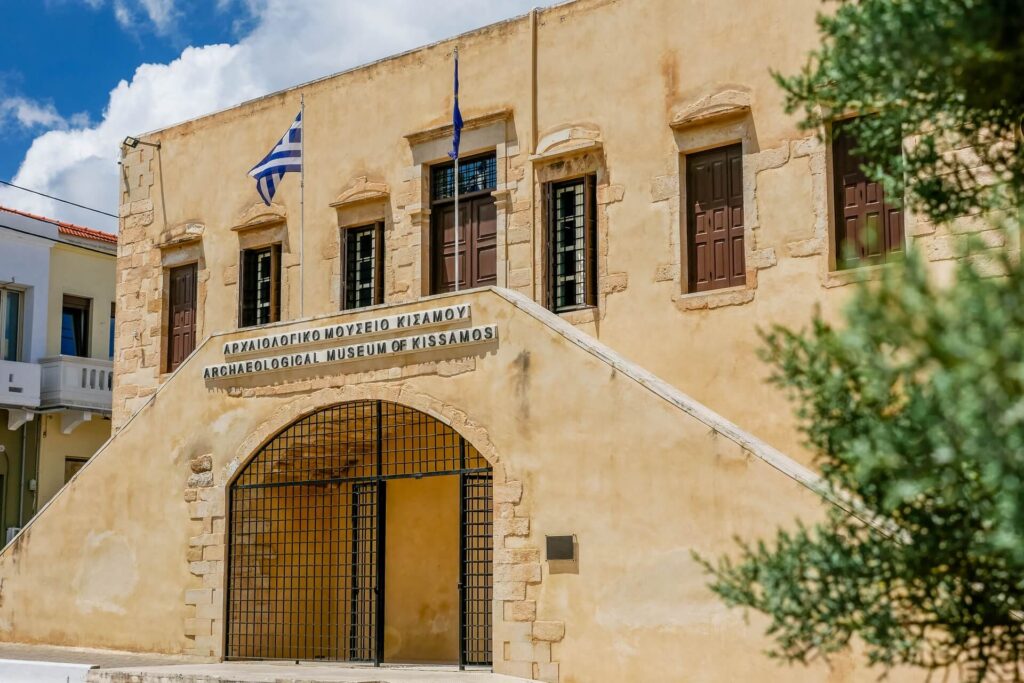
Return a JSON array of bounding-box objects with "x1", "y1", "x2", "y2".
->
[
  {"x1": 448, "y1": 48, "x2": 463, "y2": 160},
  {"x1": 249, "y1": 111, "x2": 302, "y2": 206}
]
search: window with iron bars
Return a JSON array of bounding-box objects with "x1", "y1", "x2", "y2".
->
[
  {"x1": 547, "y1": 175, "x2": 597, "y2": 312},
  {"x1": 239, "y1": 244, "x2": 280, "y2": 327},
  {"x1": 431, "y1": 153, "x2": 497, "y2": 201},
  {"x1": 342, "y1": 223, "x2": 384, "y2": 310}
]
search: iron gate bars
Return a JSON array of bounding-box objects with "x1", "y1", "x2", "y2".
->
[{"x1": 225, "y1": 400, "x2": 492, "y2": 667}]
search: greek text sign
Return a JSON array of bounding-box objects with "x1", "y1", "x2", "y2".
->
[
  {"x1": 222, "y1": 304, "x2": 471, "y2": 357},
  {"x1": 204, "y1": 324, "x2": 497, "y2": 380}
]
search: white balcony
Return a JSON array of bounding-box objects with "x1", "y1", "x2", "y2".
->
[
  {"x1": 0, "y1": 360, "x2": 41, "y2": 410},
  {"x1": 39, "y1": 356, "x2": 113, "y2": 414}
]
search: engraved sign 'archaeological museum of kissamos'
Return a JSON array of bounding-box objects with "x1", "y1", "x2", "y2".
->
[{"x1": 0, "y1": 0, "x2": 972, "y2": 681}]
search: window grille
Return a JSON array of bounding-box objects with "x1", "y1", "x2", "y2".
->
[
  {"x1": 431, "y1": 154, "x2": 496, "y2": 202},
  {"x1": 548, "y1": 175, "x2": 597, "y2": 312},
  {"x1": 240, "y1": 245, "x2": 280, "y2": 327},
  {"x1": 342, "y1": 224, "x2": 383, "y2": 310}
]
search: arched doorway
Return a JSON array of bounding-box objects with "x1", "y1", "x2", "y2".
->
[{"x1": 225, "y1": 400, "x2": 492, "y2": 667}]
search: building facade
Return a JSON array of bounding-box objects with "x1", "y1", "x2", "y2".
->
[
  {"x1": 0, "y1": 206, "x2": 116, "y2": 541},
  {"x1": 0, "y1": 0, "x2": 991, "y2": 681}
]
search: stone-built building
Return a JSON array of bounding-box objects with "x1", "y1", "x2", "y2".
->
[
  {"x1": 0, "y1": 0, "x2": 989, "y2": 681},
  {"x1": 0, "y1": 206, "x2": 116, "y2": 543}
]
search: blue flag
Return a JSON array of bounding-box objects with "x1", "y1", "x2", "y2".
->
[
  {"x1": 448, "y1": 49, "x2": 463, "y2": 160},
  {"x1": 248, "y1": 111, "x2": 302, "y2": 206}
]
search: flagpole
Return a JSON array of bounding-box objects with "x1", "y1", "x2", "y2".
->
[
  {"x1": 299, "y1": 94, "x2": 305, "y2": 317},
  {"x1": 453, "y1": 46, "x2": 460, "y2": 293},
  {"x1": 454, "y1": 155, "x2": 460, "y2": 292}
]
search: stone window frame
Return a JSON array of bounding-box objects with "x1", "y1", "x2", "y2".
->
[
  {"x1": 328, "y1": 177, "x2": 392, "y2": 311},
  {"x1": 402, "y1": 110, "x2": 515, "y2": 301},
  {"x1": 530, "y1": 125, "x2": 626, "y2": 326},
  {"x1": 819, "y1": 114, "x2": 920, "y2": 288},
  {"x1": 230, "y1": 209, "x2": 290, "y2": 329},
  {"x1": 155, "y1": 225, "x2": 207, "y2": 380},
  {"x1": 648, "y1": 91, "x2": 784, "y2": 312},
  {"x1": 661, "y1": 92, "x2": 776, "y2": 311}
]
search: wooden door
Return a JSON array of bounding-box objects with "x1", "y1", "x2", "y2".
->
[
  {"x1": 431, "y1": 195, "x2": 497, "y2": 293},
  {"x1": 168, "y1": 263, "x2": 197, "y2": 372},
  {"x1": 686, "y1": 144, "x2": 745, "y2": 292},
  {"x1": 833, "y1": 120, "x2": 904, "y2": 268}
]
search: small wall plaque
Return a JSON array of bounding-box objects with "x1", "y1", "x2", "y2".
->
[{"x1": 546, "y1": 535, "x2": 575, "y2": 562}]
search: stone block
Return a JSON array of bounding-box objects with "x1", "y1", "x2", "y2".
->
[
  {"x1": 187, "y1": 472, "x2": 213, "y2": 489},
  {"x1": 495, "y1": 548, "x2": 540, "y2": 564},
  {"x1": 494, "y1": 581, "x2": 526, "y2": 601},
  {"x1": 505, "y1": 640, "x2": 535, "y2": 662},
  {"x1": 183, "y1": 489, "x2": 198, "y2": 503},
  {"x1": 184, "y1": 618, "x2": 211, "y2": 637},
  {"x1": 504, "y1": 600, "x2": 536, "y2": 622},
  {"x1": 495, "y1": 518, "x2": 530, "y2": 538},
  {"x1": 495, "y1": 481, "x2": 523, "y2": 504},
  {"x1": 203, "y1": 544, "x2": 224, "y2": 561},
  {"x1": 496, "y1": 562, "x2": 541, "y2": 583},
  {"x1": 535, "y1": 662, "x2": 560, "y2": 683},
  {"x1": 185, "y1": 588, "x2": 213, "y2": 605},
  {"x1": 190, "y1": 455, "x2": 213, "y2": 473},
  {"x1": 650, "y1": 174, "x2": 677, "y2": 202},
  {"x1": 186, "y1": 546, "x2": 203, "y2": 563},
  {"x1": 533, "y1": 620, "x2": 565, "y2": 642}
]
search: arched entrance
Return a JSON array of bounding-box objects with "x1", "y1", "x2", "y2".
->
[{"x1": 225, "y1": 400, "x2": 492, "y2": 667}]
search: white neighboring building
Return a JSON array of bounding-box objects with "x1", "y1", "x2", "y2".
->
[{"x1": 0, "y1": 206, "x2": 117, "y2": 542}]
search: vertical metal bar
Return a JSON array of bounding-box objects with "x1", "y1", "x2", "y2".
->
[
  {"x1": 374, "y1": 400, "x2": 385, "y2": 666},
  {"x1": 458, "y1": 437, "x2": 467, "y2": 669}
]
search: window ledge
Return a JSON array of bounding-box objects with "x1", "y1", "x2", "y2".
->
[
  {"x1": 556, "y1": 305, "x2": 599, "y2": 325},
  {"x1": 675, "y1": 285, "x2": 755, "y2": 311},
  {"x1": 823, "y1": 262, "x2": 899, "y2": 288}
]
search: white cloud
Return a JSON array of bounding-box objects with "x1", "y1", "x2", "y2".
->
[
  {"x1": 1, "y1": 1, "x2": 541, "y2": 231},
  {"x1": 0, "y1": 96, "x2": 67, "y2": 129}
]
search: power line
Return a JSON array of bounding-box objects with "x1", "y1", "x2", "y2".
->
[{"x1": 0, "y1": 179, "x2": 118, "y2": 219}]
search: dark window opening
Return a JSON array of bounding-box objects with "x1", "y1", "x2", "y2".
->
[
  {"x1": 686, "y1": 144, "x2": 745, "y2": 293},
  {"x1": 64, "y1": 457, "x2": 89, "y2": 484},
  {"x1": 1, "y1": 288, "x2": 22, "y2": 362},
  {"x1": 240, "y1": 245, "x2": 281, "y2": 327},
  {"x1": 108, "y1": 302, "x2": 116, "y2": 360},
  {"x1": 832, "y1": 118, "x2": 905, "y2": 269},
  {"x1": 342, "y1": 223, "x2": 384, "y2": 310},
  {"x1": 61, "y1": 294, "x2": 91, "y2": 357},
  {"x1": 546, "y1": 175, "x2": 597, "y2": 312}
]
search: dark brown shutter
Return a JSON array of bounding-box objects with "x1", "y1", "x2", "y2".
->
[
  {"x1": 832, "y1": 119, "x2": 904, "y2": 268},
  {"x1": 168, "y1": 263, "x2": 197, "y2": 372},
  {"x1": 585, "y1": 174, "x2": 598, "y2": 307},
  {"x1": 269, "y1": 244, "x2": 281, "y2": 323},
  {"x1": 339, "y1": 228, "x2": 349, "y2": 310},
  {"x1": 686, "y1": 144, "x2": 745, "y2": 292},
  {"x1": 239, "y1": 249, "x2": 253, "y2": 327},
  {"x1": 374, "y1": 221, "x2": 385, "y2": 306}
]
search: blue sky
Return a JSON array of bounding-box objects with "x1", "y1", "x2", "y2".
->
[
  {"x1": 0, "y1": 0, "x2": 541, "y2": 231},
  {"x1": 0, "y1": 1, "x2": 248, "y2": 180}
]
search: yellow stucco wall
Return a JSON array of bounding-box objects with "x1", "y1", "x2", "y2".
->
[
  {"x1": 36, "y1": 414, "x2": 111, "y2": 510},
  {"x1": 384, "y1": 475, "x2": 460, "y2": 664},
  {"x1": 48, "y1": 243, "x2": 116, "y2": 360}
]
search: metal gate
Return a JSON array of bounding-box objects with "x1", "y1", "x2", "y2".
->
[{"x1": 225, "y1": 400, "x2": 492, "y2": 666}]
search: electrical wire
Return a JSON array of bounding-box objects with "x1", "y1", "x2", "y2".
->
[{"x1": 0, "y1": 179, "x2": 118, "y2": 219}]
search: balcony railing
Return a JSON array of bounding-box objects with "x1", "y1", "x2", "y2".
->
[
  {"x1": 39, "y1": 356, "x2": 114, "y2": 413},
  {"x1": 0, "y1": 360, "x2": 42, "y2": 409}
]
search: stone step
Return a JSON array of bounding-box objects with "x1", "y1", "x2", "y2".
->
[{"x1": 87, "y1": 662, "x2": 530, "y2": 683}]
